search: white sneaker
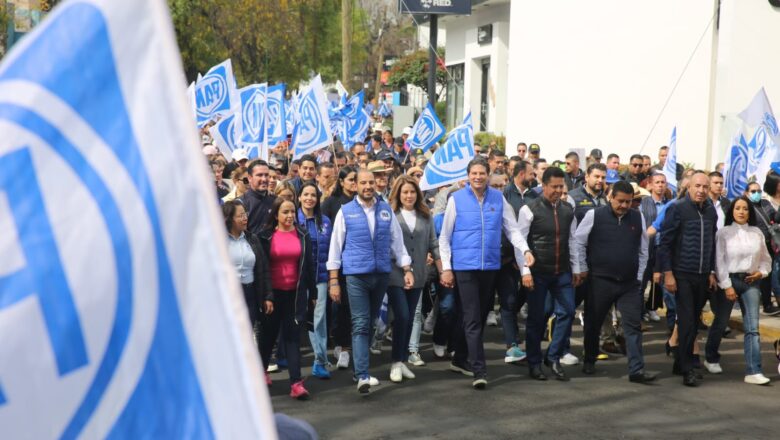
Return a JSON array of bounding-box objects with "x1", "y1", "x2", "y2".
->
[
  {"x1": 357, "y1": 376, "x2": 371, "y2": 393},
  {"x1": 334, "y1": 346, "x2": 342, "y2": 358},
  {"x1": 648, "y1": 310, "x2": 661, "y2": 322},
  {"x1": 433, "y1": 344, "x2": 447, "y2": 358},
  {"x1": 744, "y1": 373, "x2": 770, "y2": 385},
  {"x1": 369, "y1": 375, "x2": 380, "y2": 386},
  {"x1": 408, "y1": 351, "x2": 426, "y2": 366},
  {"x1": 577, "y1": 312, "x2": 585, "y2": 327},
  {"x1": 703, "y1": 361, "x2": 723, "y2": 374},
  {"x1": 400, "y1": 362, "x2": 416, "y2": 379},
  {"x1": 370, "y1": 338, "x2": 383, "y2": 355},
  {"x1": 486, "y1": 311, "x2": 498, "y2": 327},
  {"x1": 337, "y1": 351, "x2": 350, "y2": 369},
  {"x1": 520, "y1": 303, "x2": 529, "y2": 320},
  {"x1": 390, "y1": 363, "x2": 403, "y2": 383},
  {"x1": 267, "y1": 363, "x2": 279, "y2": 373},
  {"x1": 560, "y1": 353, "x2": 580, "y2": 366}
]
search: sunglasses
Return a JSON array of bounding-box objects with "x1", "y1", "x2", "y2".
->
[
  {"x1": 630, "y1": 163, "x2": 642, "y2": 167},
  {"x1": 750, "y1": 190, "x2": 761, "y2": 194},
  {"x1": 241, "y1": 177, "x2": 249, "y2": 184}
]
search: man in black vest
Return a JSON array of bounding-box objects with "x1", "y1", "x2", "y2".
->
[
  {"x1": 517, "y1": 167, "x2": 578, "y2": 381},
  {"x1": 240, "y1": 160, "x2": 276, "y2": 236},
  {"x1": 573, "y1": 181, "x2": 655, "y2": 383},
  {"x1": 658, "y1": 172, "x2": 718, "y2": 386}
]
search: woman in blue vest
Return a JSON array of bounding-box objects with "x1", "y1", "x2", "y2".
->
[
  {"x1": 258, "y1": 198, "x2": 317, "y2": 400},
  {"x1": 386, "y1": 175, "x2": 442, "y2": 383},
  {"x1": 297, "y1": 182, "x2": 333, "y2": 380}
]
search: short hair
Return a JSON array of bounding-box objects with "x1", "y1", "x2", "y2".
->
[
  {"x1": 611, "y1": 180, "x2": 634, "y2": 197},
  {"x1": 488, "y1": 150, "x2": 505, "y2": 160},
  {"x1": 335, "y1": 151, "x2": 347, "y2": 160},
  {"x1": 299, "y1": 154, "x2": 317, "y2": 166},
  {"x1": 517, "y1": 142, "x2": 527, "y2": 148},
  {"x1": 317, "y1": 162, "x2": 335, "y2": 172},
  {"x1": 629, "y1": 154, "x2": 643, "y2": 162},
  {"x1": 345, "y1": 151, "x2": 356, "y2": 160},
  {"x1": 565, "y1": 152, "x2": 579, "y2": 161},
  {"x1": 586, "y1": 162, "x2": 607, "y2": 175},
  {"x1": 708, "y1": 171, "x2": 723, "y2": 179},
  {"x1": 659, "y1": 146, "x2": 669, "y2": 152},
  {"x1": 372, "y1": 134, "x2": 382, "y2": 143},
  {"x1": 467, "y1": 157, "x2": 490, "y2": 174},
  {"x1": 533, "y1": 158, "x2": 547, "y2": 168},
  {"x1": 725, "y1": 196, "x2": 757, "y2": 227},
  {"x1": 512, "y1": 160, "x2": 530, "y2": 178},
  {"x1": 291, "y1": 159, "x2": 301, "y2": 166},
  {"x1": 642, "y1": 155, "x2": 651, "y2": 161},
  {"x1": 509, "y1": 155, "x2": 522, "y2": 162},
  {"x1": 607, "y1": 153, "x2": 620, "y2": 161},
  {"x1": 541, "y1": 166, "x2": 565, "y2": 184},
  {"x1": 765, "y1": 172, "x2": 780, "y2": 196},
  {"x1": 246, "y1": 159, "x2": 269, "y2": 176}
]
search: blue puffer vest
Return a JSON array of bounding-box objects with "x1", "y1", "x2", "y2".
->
[
  {"x1": 341, "y1": 199, "x2": 393, "y2": 275},
  {"x1": 451, "y1": 185, "x2": 503, "y2": 271},
  {"x1": 297, "y1": 209, "x2": 332, "y2": 283}
]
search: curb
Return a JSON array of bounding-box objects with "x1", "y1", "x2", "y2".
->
[{"x1": 701, "y1": 311, "x2": 780, "y2": 342}]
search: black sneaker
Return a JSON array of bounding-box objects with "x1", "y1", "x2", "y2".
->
[
  {"x1": 472, "y1": 375, "x2": 488, "y2": 390},
  {"x1": 762, "y1": 305, "x2": 780, "y2": 316}
]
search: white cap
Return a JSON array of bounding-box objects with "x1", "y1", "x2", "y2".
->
[
  {"x1": 201, "y1": 144, "x2": 218, "y2": 155},
  {"x1": 232, "y1": 148, "x2": 249, "y2": 162},
  {"x1": 402, "y1": 126, "x2": 412, "y2": 136}
]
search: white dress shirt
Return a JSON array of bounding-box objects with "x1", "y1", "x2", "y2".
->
[
  {"x1": 438, "y1": 187, "x2": 527, "y2": 273},
  {"x1": 572, "y1": 208, "x2": 649, "y2": 282},
  {"x1": 326, "y1": 196, "x2": 412, "y2": 270},
  {"x1": 516, "y1": 200, "x2": 579, "y2": 274},
  {"x1": 715, "y1": 223, "x2": 772, "y2": 289}
]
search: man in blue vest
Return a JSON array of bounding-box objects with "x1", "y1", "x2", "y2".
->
[
  {"x1": 517, "y1": 166, "x2": 578, "y2": 381},
  {"x1": 439, "y1": 157, "x2": 529, "y2": 389},
  {"x1": 326, "y1": 168, "x2": 413, "y2": 394},
  {"x1": 573, "y1": 180, "x2": 655, "y2": 383}
]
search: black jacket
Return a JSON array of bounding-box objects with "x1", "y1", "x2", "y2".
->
[
  {"x1": 243, "y1": 231, "x2": 272, "y2": 313},
  {"x1": 258, "y1": 227, "x2": 317, "y2": 325},
  {"x1": 657, "y1": 196, "x2": 717, "y2": 275},
  {"x1": 526, "y1": 197, "x2": 575, "y2": 275},
  {"x1": 240, "y1": 190, "x2": 276, "y2": 236}
]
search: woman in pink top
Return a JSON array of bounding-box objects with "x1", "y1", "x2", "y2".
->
[{"x1": 258, "y1": 198, "x2": 317, "y2": 400}]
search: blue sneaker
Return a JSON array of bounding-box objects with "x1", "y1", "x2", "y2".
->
[
  {"x1": 312, "y1": 363, "x2": 331, "y2": 379},
  {"x1": 276, "y1": 358, "x2": 288, "y2": 369},
  {"x1": 504, "y1": 344, "x2": 527, "y2": 363}
]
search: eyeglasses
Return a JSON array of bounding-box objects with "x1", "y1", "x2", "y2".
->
[{"x1": 234, "y1": 212, "x2": 248, "y2": 219}]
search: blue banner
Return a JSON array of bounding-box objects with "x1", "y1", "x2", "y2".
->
[
  {"x1": 419, "y1": 121, "x2": 475, "y2": 190},
  {"x1": 265, "y1": 84, "x2": 286, "y2": 147},
  {"x1": 195, "y1": 59, "x2": 237, "y2": 127},
  {"x1": 291, "y1": 75, "x2": 332, "y2": 159},
  {"x1": 408, "y1": 103, "x2": 445, "y2": 153},
  {"x1": 725, "y1": 133, "x2": 750, "y2": 199},
  {"x1": 238, "y1": 84, "x2": 267, "y2": 147}
]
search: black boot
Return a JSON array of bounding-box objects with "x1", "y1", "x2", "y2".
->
[{"x1": 671, "y1": 345, "x2": 682, "y2": 376}]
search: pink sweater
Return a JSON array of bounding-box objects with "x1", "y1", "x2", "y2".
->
[{"x1": 269, "y1": 230, "x2": 301, "y2": 291}]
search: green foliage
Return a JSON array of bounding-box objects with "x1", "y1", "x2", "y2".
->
[
  {"x1": 474, "y1": 132, "x2": 506, "y2": 151},
  {"x1": 434, "y1": 101, "x2": 446, "y2": 125},
  {"x1": 168, "y1": 0, "x2": 369, "y2": 88},
  {"x1": 386, "y1": 48, "x2": 447, "y2": 99}
]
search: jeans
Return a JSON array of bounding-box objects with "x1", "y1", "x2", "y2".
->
[
  {"x1": 346, "y1": 273, "x2": 389, "y2": 379},
  {"x1": 408, "y1": 293, "x2": 424, "y2": 353},
  {"x1": 387, "y1": 286, "x2": 422, "y2": 362},
  {"x1": 584, "y1": 277, "x2": 645, "y2": 374},
  {"x1": 722, "y1": 276, "x2": 764, "y2": 375},
  {"x1": 259, "y1": 290, "x2": 302, "y2": 384},
  {"x1": 496, "y1": 263, "x2": 521, "y2": 347},
  {"x1": 662, "y1": 286, "x2": 676, "y2": 331},
  {"x1": 704, "y1": 288, "x2": 734, "y2": 365},
  {"x1": 452, "y1": 270, "x2": 498, "y2": 377},
  {"x1": 674, "y1": 272, "x2": 710, "y2": 373},
  {"x1": 433, "y1": 284, "x2": 457, "y2": 349},
  {"x1": 308, "y1": 282, "x2": 328, "y2": 366},
  {"x1": 526, "y1": 272, "x2": 575, "y2": 366}
]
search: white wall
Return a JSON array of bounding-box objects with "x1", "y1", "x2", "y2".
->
[
  {"x1": 506, "y1": 0, "x2": 717, "y2": 165},
  {"x1": 443, "y1": 1, "x2": 511, "y2": 135},
  {"x1": 711, "y1": 0, "x2": 780, "y2": 167}
]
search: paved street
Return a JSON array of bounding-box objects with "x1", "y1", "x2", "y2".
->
[{"x1": 270, "y1": 320, "x2": 779, "y2": 439}]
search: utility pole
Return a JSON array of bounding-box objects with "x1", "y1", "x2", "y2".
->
[
  {"x1": 341, "y1": 0, "x2": 352, "y2": 89},
  {"x1": 373, "y1": 29, "x2": 384, "y2": 107},
  {"x1": 427, "y1": 15, "x2": 438, "y2": 108}
]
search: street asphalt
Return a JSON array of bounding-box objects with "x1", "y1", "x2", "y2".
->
[{"x1": 269, "y1": 318, "x2": 779, "y2": 440}]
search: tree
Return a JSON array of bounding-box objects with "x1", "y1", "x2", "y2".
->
[{"x1": 386, "y1": 48, "x2": 447, "y2": 101}]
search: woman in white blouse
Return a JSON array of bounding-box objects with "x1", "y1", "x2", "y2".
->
[{"x1": 714, "y1": 196, "x2": 772, "y2": 385}]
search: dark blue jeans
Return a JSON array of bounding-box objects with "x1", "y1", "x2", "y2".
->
[
  {"x1": 433, "y1": 284, "x2": 457, "y2": 349},
  {"x1": 526, "y1": 272, "x2": 575, "y2": 366},
  {"x1": 496, "y1": 263, "x2": 522, "y2": 347},
  {"x1": 259, "y1": 290, "x2": 302, "y2": 384},
  {"x1": 386, "y1": 286, "x2": 423, "y2": 362}
]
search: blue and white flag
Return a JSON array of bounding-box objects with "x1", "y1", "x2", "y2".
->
[
  {"x1": 291, "y1": 75, "x2": 332, "y2": 159},
  {"x1": 209, "y1": 113, "x2": 243, "y2": 158},
  {"x1": 662, "y1": 127, "x2": 678, "y2": 190},
  {"x1": 378, "y1": 101, "x2": 392, "y2": 118},
  {"x1": 739, "y1": 87, "x2": 780, "y2": 146},
  {"x1": 724, "y1": 131, "x2": 750, "y2": 199},
  {"x1": 285, "y1": 98, "x2": 295, "y2": 136},
  {"x1": 265, "y1": 83, "x2": 286, "y2": 147},
  {"x1": 408, "y1": 103, "x2": 445, "y2": 153},
  {"x1": 463, "y1": 111, "x2": 473, "y2": 129},
  {"x1": 419, "y1": 121, "x2": 475, "y2": 190},
  {"x1": 0, "y1": 1, "x2": 275, "y2": 437},
  {"x1": 195, "y1": 59, "x2": 237, "y2": 127},
  {"x1": 739, "y1": 88, "x2": 780, "y2": 185},
  {"x1": 238, "y1": 83, "x2": 267, "y2": 148}
]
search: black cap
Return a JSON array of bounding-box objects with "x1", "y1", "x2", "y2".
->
[
  {"x1": 394, "y1": 136, "x2": 405, "y2": 147},
  {"x1": 376, "y1": 150, "x2": 395, "y2": 162},
  {"x1": 528, "y1": 143, "x2": 540, "y2": 154},
  {"x1": 590, "y1": 148, "x2": 603, "y2": 159}
]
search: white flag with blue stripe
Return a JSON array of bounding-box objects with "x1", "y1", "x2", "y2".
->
[
  {"x1": 209, "y1": 112, "x2": 243, "y2": 159},
  {"x1": 239, "y1": 83, "x2": 267, "y2": 148},
  {"x1": 265, "y1": 83, "x2": 286, "y2": 147},
  {"x1": 291, "y1": 75, "x2": 332, "y2": 159},
  {"x1": 739, "y1": 88, "x2": 780, "y2": 186},
  {"x1": 739, "y1": 87, "x2": 780, "y2": 146},
  {"x1": 419, "y1": 121, "x2": 475, "y2": 191},
  {"x1": 724, "y1": 130, "x2": 750, "y2": 199},
  {"x1": 195, "y1": 59, "x2": 238, "y2": 127},
  {"x1": 0, "y1": 1, "x2": 275, "y2": 437},
  {"x1": 662, "y1": 127, "x2": 678, "y2": 190},
  {"x1": 408, "y1": 103, "x2": 445, "y2": 153},
  {"x1": 378, "y1": 101, "x2": 392, "y2": 118}
]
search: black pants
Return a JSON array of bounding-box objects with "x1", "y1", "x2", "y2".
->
[
  {"x1": 584, "y1": 276, "x2": 645, "y2": 374},
  {"x1": 433, "y1": 283, "x2": 458, "y2": 351},
  {"x1": 242, "y1": 283, "x2": 262, "y2": 358},
  {"x1": 331, "y1": 274, "x2": 352, "y2": 348},
  {"x1": 452, "y1": 270, "x2": 498, "y2": 377},
  {"x1": 260, "y1": 290, "x2": 302, "y2": 384},
  {"x1": 675, "y1": 272, "x2": 710, "y2": 373}
]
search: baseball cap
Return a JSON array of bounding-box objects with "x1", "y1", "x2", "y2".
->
[
  {"x1": 605, "y1": 169, "x2": 620, "y2": 184},
  {"x1": 528, "y1": 144, "x2": 540, "y2": 154},
  {"x1": 402, "y1": 126, "x2": 412, "y2": 136},
  {"x1": 590, "y1": 148, "x2": 603, "y2": 159},
  {"x1": 232, "y1": 148, "x2": 249, "y2": 162},
  {"x1": 376, "y1": 150, "x2": 396, "y2": 162}
]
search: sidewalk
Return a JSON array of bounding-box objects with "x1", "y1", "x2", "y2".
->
[{"x1": 703, "y1": 309, "x2": 780, "y2": 342}]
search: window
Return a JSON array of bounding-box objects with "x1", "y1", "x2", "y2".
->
[{"x1": 446, "y1": 63, "x2": 464, "y2": 130}]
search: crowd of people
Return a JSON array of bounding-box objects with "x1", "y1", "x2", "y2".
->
[{"x1": 204, "y1": 126, "x2": 780, "y2": 400}]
